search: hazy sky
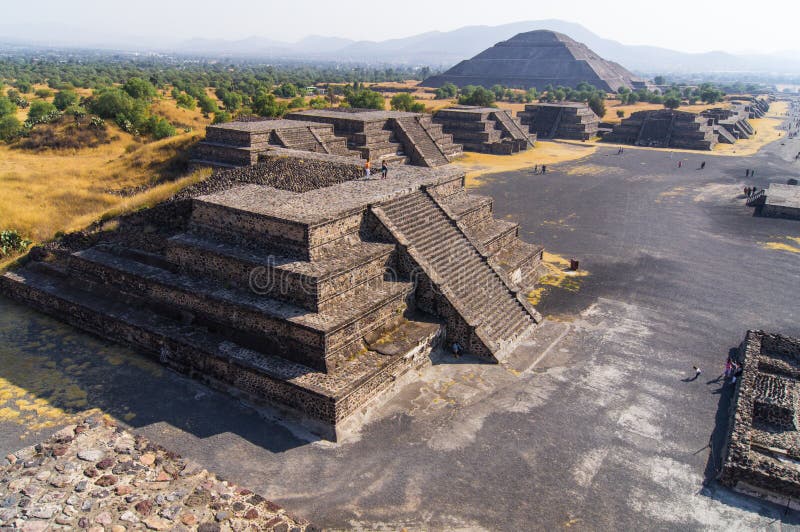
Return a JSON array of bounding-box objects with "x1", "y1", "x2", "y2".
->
[{"x1": 4, "y1": 0, "x2": 799, "y2": 53}]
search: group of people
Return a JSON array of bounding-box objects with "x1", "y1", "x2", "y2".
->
[
  {"x1": 364, "y1": 160, "x2": 389, "y2": 179},
  {"x1": 744, "y1": 169, "x2": 757, "y2": 177},
  {"x1": 724, "y1": 356, "x2": 743, "y2": 384},
  {"x1": 531, "y1": 164, "x2": 547, "y2": 175},
  {"x1": 744, "y1": 186, "x2": 761, "y2": 197}
]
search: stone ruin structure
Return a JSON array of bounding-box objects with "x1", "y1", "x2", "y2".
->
[
  {"x1": 431, "y1": 106, "x2": 535, "y2": 154},
  {"x1": 701, "y1": 105, "x2": 755, "y2": 143},
  {"x1": 287, "y1": 109, "x2": 463, "y2": 167},
  {"x1": 747, "y1": 183, "x2": 800, "y2": 220},
  {"x1": 0, "y1": 150, "x2": 542, "y2": 440},
  {"x1": 604, "y1": 109, "x2": 719, "y2": 150},
  {"x1": 720, "y1": 331, "x2": 800, "y2": 506},
  {"x1": 518, "y1": 102, "x2": 600, "y2": 140},
  {"x1": 191, "y1": 119, "x2": 358, "y2": 168},
  {"x1": 422, "y1": 30, "x2": 648, "y2": 92},
  {"x1": 731, "y1": 97, "x2": 771, "y2": 119}
]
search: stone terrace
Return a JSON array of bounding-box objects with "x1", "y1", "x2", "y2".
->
[
  {"x1": 518, "y1": 102, "x2": 599, "y2": 141},
  {"x1": 720, "y1": 331, "x2": 800, "y2": 506},
  {"x1": 1, "y1": 154, "x2": 542, "y2": 440},
  {"x1": 432, "y1": 106, "x2": 534, "y2": 154},
  {"x1": 604, "y1": 109, "x2": 719, "y2": 150},
  {"x1": 287, "y1": 108, "x2": 463, "y2": 167},
  {"x1": 748, "y1": 183, "x2": 800, "y2": 220},
  {"x1": 0, "y1": 414, "x2": 314, "y2": 531}
]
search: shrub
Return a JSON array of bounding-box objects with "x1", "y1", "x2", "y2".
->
[
  {"x1": 288, "y1": 96, "x2": 306, "y2": 109},
  {"x1": 0, "y1": 115, "x2": 23, "y2": 142},
  {"x1": 0, "y1": 229, "x2": 31, "y2": 257},
  {"x1": 123, "y1": 77, "x2": 157, "y2": 100},
  {"x1": 616, "y1": 110, "x2": 625, "y2": 118},
  {"x1": 345, "y1": 88, "x2": 385, "y2": 110},
  {"x1": 390, "y1": 93, "x2": 424, "y2": 112},
  {"x1": 0, "y1": 96, "x2": 15, "y2": 117},
  {"x1": 252, "y1": 91, "x2": 288, "y2": 117},
  {"x1": 212, "y1": 111, "x2": 232, "y2": 124},
  {"x1": 18, "y1": 118, "x2": 110, "y2": 150},
  {"x1": 53, "y1": 89, "x2": 79, "y2": 110},
  {"x1": 220, "y1": 91, "x2": 242, "y2": 111},
  {"x1": 27, "y1": 100, "x2": 59, "y2": 122},
  {"x1": 663, "y1": 95, "x2": 681, "y2": 109},
  {"x1": 273, "y1": 83, "x2": 298, "y2": 98},
  {"x1": 434, "y1": 82, "x2": 458, "y2": 100},
  {"x1": 197, "y1": 94, "x2": 219, "y2": 114},
  {"x1": 175, "y1": 92, "x2": 196, "y2": 110},
  {"x1": 35, "y1": 88, "x2": 53, "y2": 99},
  {"x1": 458, "y1": 86, "x2": 495, "y2": 107},
  {"x1": 147, "y1": 116, "x2": 176, "y2": 139},
  {"x1": 309, "y1": 96, "x2": 329, "y2": 109},
  {"x1": 14, "y1": 81, "x2": 32, "y2": 94},
  {"x1": 587, "y1": 94, "x2": 606, "y2": 118}
]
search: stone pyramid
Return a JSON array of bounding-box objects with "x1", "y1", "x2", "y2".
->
[{"x1": 422, "y1": 30, "x2": 645, "y2": 92}]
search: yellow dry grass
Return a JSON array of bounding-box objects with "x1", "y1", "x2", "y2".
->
[
  {"x1": 713, "y1": 100, "x2": 789, "y2": 156},
  {"x1": 0, "y1": 130, "x2": 204, "y2": 243},
  {"x1": 452, "y1": 141, "x2": 597, "y2": 188},
  {"x1": 602, "y1": 100, "x2": 728, "y2": 124},
  {"x1": 150, "y1": 98, "x2": 210, "y2": 130},
  {"x1": 527, "y1": 252, "x2": 589, "y2": 307},
  {"x1": 763, "y1": 235, "x2": 800, "y2": 254}
]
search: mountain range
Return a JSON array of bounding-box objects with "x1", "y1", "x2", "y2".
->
[{"x1": 2, "y1": 19, "x2": 799, "y2": 75}]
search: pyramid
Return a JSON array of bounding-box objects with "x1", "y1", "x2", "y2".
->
[{"x1": 422, "y1": 30, "x2": 645, "y2": 92}]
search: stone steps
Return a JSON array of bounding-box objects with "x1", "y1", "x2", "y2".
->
[
  {"x1": 392, "y1": 117, "x2": 450, "y2": 167},
  {"x1": 466, "y1": 218, "x2": 520, "y2": 255},
  {"x1": 436, "y1": 190, "x2": 494, "y2": 228},
  {"x1": 166, "y1": 232, "x2": 397, "y2": 312},
  {"x1": 66, "y1": 247, "x2": 413, "y2": 372},
  {"x1": 0, "y1": 265, "x2": 441, "y2": 439},
  {"x1": 376, "y1": 191, "x2": 535, "y2": 358}
]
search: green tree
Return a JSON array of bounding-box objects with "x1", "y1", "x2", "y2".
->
[
  {"x1": 0, "y1": 96, "x2": 15, "y2": 117},
  {"x1": 616, "y1": 110, "x2": 625, "y2": 118},
  {"x1": 197, "y1": 94, "x2": 219, "y2": 114},
  {"x1": 663, "y1": 95, "x2": 681, "y2": 109},
  {"x1": 309, "y1": 96, "x2": 329, "y2": 109},
  {"x1": 390, "y1": 93, "x2": 424, "y2": 112},
  {"x1": 653, "y1": 75, "x2": 665, "y2": 85},
  {"x1": 288, "y1": 96, "x2": 306, "y2": 109},
  {"x1": 35, "y1": 87, "x2": 53, "y2": 99},
  {"x1": 0, "y1": 115, "x2": 22, "y2": 142},
  {"x1": 587, "y1": 94, "x2": 605, "y2": 118},
  {"x1": 220, "y1": 91, "x2": 242, "y2": 111},
  {"x1": 123, "y1": 77, "x2": 157, "y2": 100},
  {"x1": 252, "y1": 90, "x2": 288, "y2": 117},
  {"x1": 434, "y1": 82, "x2": 458, "y2": 99},
  {"x1": 175, "y1": 92, "x2": 196, "y2": 110},
  {"x1": 458, "y1": 86, "x2": 495, "y2": 107},
  {"x1": 524, "y1": 88, "x2": 538, "y2": 103},
  {"x1": 147, "y1": 116, "x2": 176, "y2": 139},
  {"x1": 273, "y1": 83, "x2": 298, "y2": 98},
  {"x1": 345, "y1": 89, "x2": 385, "y2": 110},
  {"x1": 212, "y1": 111, "x2": 232, "y2": 124},
  {"x1": 53, "y1": 90, "x2": 79, "y2": 111},
  {"x1": 27, "y1": 100, "x2": 58, "y2": 121},
  {"x1": 14, "y1": 81, "x2": 32, "y2": 94}
]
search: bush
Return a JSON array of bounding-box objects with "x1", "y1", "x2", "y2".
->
[
  {"x1": 197, "y1": 94, "x2": 219, "y2": 114},
  {"x1": 122, "y1": 77, "x2": 157, "y2": 100},
  {"x1": 89, "y1": 88, "x2": 136, "y2": 119},
  {"x1": 27, "y1": 100, "x2": 58, "y2": 122},
  {"x1": 288, "y1": 96, "x2": 306, "y2": 109},
  {"x1": 0, "y1": 96, "x2": 15, "y2": 117},
  {"x1": 175, "y1": 92, "x2": 196, "y2": 110},
  {"x1": 35, "y1": 88, "x2": 53, "y2": 99},
  {"x1": 14, "y1": 81, "x2": 32, "y2": 94},
  {"x1": 147, "y1": 116, "x2": 176, "y2": 139},
  {"x1": 0, "y1": 229, "x2": 31, "y2": 256},
  {"x1": 309, "y1": 96, "x2": 329, "y2": 109},
  {"x1": 390, "y1": 93, "x2": 424, "y2": 112},
  {"x1": 434, "y1": 82, "x2": 458, "y2": 100},
  {"x1": 616, "y1": 110, "x2": 625, "y2": 118},
  {"x1": 458, "y1": 86, "x2": 495, "y2": 107},
  {"x1": 220, "y1": 91, "x2": 242, "y2": 111},
  {"x1": 18, "y1": 118, "x2": 110, "y2": 150},
  {"x1": 273, "y1": 83, "x2": 298, "y2": 98},
  {"x1": 252, "y1": 91, "x2": 288, "y2": 117},
  {"x1": 212, "y1": 111, "x2": 232, "y2": 124},
  {"x1": 53, "y1": 89, "x2": 79, "y2": 110},
  {"x1": 663, "y1": 94, "x2": 681, "y2": 109},
  {"x1": 0, "y1": 115, "x2": 22, "y2": 142},
  {"x1": 587, "y1": 94, "x2": 605, "y2": 118},
  {"x1": 345, "y1": 88, "x2": 385, "y2": 110}
]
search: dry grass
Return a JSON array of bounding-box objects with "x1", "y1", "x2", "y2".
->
[
  {"x1": 452, "y1": 141, "x2": 597, "y2": 187},
  {"x1": 150, "y1": 97, "x2": 210, "y2": 130},
  {"x1": 0, "y1": 129, "x2": 203, "y2": 242},
  {"x1": 602, "y1": 100, "x2": 729, "y2": 124}
]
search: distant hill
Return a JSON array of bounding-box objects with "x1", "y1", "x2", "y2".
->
[{"x1": 2, "y1": 19, "x2": 799, "y2": 75}]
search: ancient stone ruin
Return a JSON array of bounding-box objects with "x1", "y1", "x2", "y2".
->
[
  {"x1": 422, "y1": 30, "x2": 648, "y2": 92},
  {"x1": 747, "y1": 183, "x2": 800, "y2": 220},
  {"x1": 432, "y1": 106, "x2": 535, "y2": 154},
  {"x1": 518, "y1": 102, "x2": 600, "y2": 140},
  {"x1": 604, "y1": 109, "x2": 719, "y2": 150},
  {"x1": 0, "y1": 150, "x2": 542, "y2": 440},
  {"x1": 720, "y1": 331, "x2": 800, "y2": 506},
  {"x1": 732, "y1": 97, "x2": 771, "y2": 119},
  {"x1": 0, "y1": 415, "x2": 314, "y2": 530},
  {"x1": 287, "y1": 108, "x2": 463, "y2": 167},
  {"x1": 191, "y1": 119, "x2": 358, "y2": 169},
  {"x1": 700, "y1": 105, "x2": 754, "y2": 143}
]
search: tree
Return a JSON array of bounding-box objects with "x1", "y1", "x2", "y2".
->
[
  {"x1": 212, "y1": 111, "x2": 232, "y2": 124},
  {"x1": 663, "y1": 95, "x2": 680, "y2": 109},
  {"x1": 390, "y1": 93, "x2": 424, "y2": 112},
  {"x1": 345, "y1": 89, "x2": 384, "y2": 110},
  {"x1": 616, "y1": 110, "x2": 625, "y2": 118},
  {"x1": 175, "y1": 92, "x2": 196, "y2": 110},
  {"x1": 89, "y1": 88, "x2": 136, "y2": 119},
  {"x1": 53, "y1": 90, "x2": 79, "y2": 111},
  {"x1": 35, "y1": 88, "x2": 53, "y2": 99},
  {"x1": 309, "y1": 96, "x2": 329, "y2": 109},
  {"x1": 220, "y1": 91, "x2": 242, "y2": 111},
  {"x1": 123, "y1": 77, "x2": 157, "y2": 100},
  {"x1": 14, "y1": 81, "x2": 32, "y2": 94},
  {"x1": 273, "y1": 83, "x2": 298, "y2": 98},
  {"x1": 288, "y1": 96, "x2": 306, "y2": 109},
  {"x1": 0, "y1": 96, "x2": 15, "y2": 117},
  {"x1": 147, "y1": 116, "x2": 176, "y2": 139},
  {"x1": 458, "y1": 86, "x2": 495, "y2": 107},
  {"x1": 587, "y1": 94, "x2": 605, "y2": 118},
  {"x1": 252, "y1": 90, "x2": 288, "y2": 117},
  {"x1": 524, "y1": 88, "x2": 538, "y2": 103},
  {"x1": 653, "y1": 75, "x2": 665, "y2": 85},
  {"x1": 27, "y1": 100, "x2": 58, "y2": 121},
  {"x1": 434, "y1": 82, "x2": 458, "y2": 100},
  {"x1": 197, "y1": 94, "x2": 219, "y2": 114},
  {"x1": 490, "y1": 84, "x2": 505, "y2": 101},
  {"x1": 0, "y1": 115, "x2": 22, "y2": 142}
]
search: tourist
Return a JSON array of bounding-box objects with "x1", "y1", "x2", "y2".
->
[
  {"x1": 678, "y1": 160, "x2": 682, "y2": 168},
  {"x1": 700, "y1": 161, "x2": 706, "y2": 170},
  {"x1": 533, "y1": 164, "x2": 539, "y2": 174},
  {"x1": 745, "y1": 169, "x2": 750, "y2": 178},
  {"x1": 381, "y1": 161, "x2": 388, "y2": 179},
  {"x1": 364, "y1": 159, "x2": 371, "y2": 177},
  {"x1": 451, "y1": 342, "x2": 463, "y2": 358},
  {"x1": 691, "y1": 365, "x2": 702, "y2": 380},
  {"x1": 744, "y1": 186, "x2": 751, "y2": 196},
  {"x1": 724, "y1": 358, "x2": 733, "y2": 379},
  {"x1": 541, "y1": 165, "x2": 547, "y2": 174}
]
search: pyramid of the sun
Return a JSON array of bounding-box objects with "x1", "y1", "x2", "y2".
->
[{"x1": 422, "y1": 30, "x2": 646, "y2": 92}]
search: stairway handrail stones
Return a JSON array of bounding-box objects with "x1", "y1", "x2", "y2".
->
[{"x1": 416, "y1": 116, "x2": 450, "y2": 160}]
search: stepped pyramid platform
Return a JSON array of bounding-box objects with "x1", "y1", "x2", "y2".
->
[
  {"x1": 190, "y1": 118, "x2": 359, "y2": 168},
  {"x1": 422, "y1": 30, "x2": 648, "y2": 92},
  {"x1": 701, "y1": 106, "x2": 754, "y2": 141},
  {"x1": 432, "y1": 106, "x2": 535, "y2": 154},
  {"x1": 748, "y1": 183, "x2": 800, "y2": 220},
  {"x1": 518, "y1": 102, "x2": 600, "y2": 140},
  {"x1": 604, "y1": 109, "x2": 719, "y2": 150},
  {"x1": 287, "y1": 108, "x2": 463, "y2": 167},
  {"x1": 1, "y1": 153, "x2": 542, "y2": 440}
]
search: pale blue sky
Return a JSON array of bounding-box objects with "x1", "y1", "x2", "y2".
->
[{"x1": 3, "y1": 0, "x2": 798, "y2": 53}]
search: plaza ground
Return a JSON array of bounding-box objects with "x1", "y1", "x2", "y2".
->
[{"x1": 2, "y1": 113, "x2": 800, "y2": 530}]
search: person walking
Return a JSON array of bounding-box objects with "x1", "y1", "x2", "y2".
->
[
  {"x1": 533, "y1": 164, "x2": 539, "y2": 174},
  {"x1": 691, "y1": 365, "x2": 702, "y2": 380},
  {"x1": 381, "y1": 161, "x2": 388, "y2": 179},
  {"x1": 541, "y1": 164, "x2": 547, "y2": 174},
  {"x1": 364, "y1": 159, "x2": 371, "y2": 178},
  {"x1": 700, "y1": 161, "x2": 706, "y2": 170},
  {"x1": 746, "y1": 169, "x2": 750, "y2": 177},
  {"x1": 678, "y1": 160, "x2": 682, "y2": 168}
]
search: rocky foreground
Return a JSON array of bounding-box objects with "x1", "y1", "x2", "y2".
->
[{"x1": 0, "y1": 414, "x2": 314, "y2": 531}]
